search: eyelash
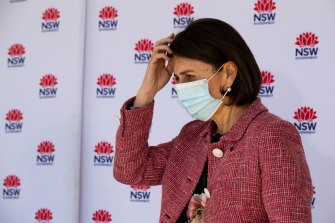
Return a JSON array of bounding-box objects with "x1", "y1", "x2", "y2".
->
[{"x1": 174, "y1": 75, "x2": 194, "y2": 82}]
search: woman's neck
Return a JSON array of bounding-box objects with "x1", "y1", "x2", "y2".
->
[{"x1": 211, "y1": 103, "x2": 249, "y2": 135}]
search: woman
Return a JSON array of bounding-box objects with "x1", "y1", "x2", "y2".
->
[{"x1": 113, "y1": 18, "x2": 313, "y2": 223}]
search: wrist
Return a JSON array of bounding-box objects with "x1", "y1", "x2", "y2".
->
[{"x1": 134, "y1": 89, "x2": 155, "y2": 108}]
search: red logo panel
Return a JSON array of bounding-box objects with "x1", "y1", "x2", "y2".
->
[
  {"x1": 35, "y1": 208, "x2": 53, "y2": 222},
  {"x1": 92, "y1": 210, "x2": 112, "y2": 222},
  {"x1": 131, "y1": 186, "x2": 150, "y2": 191},
  {"x1": 42, "y1": 8, "x2": 60, "y2": 21},
  {"x1": 295, "y1": 32, "x2": 319, "y2": 47},
  {"x1": 253, "y1": 0, "x2": 276, "y2": 13},
  {"x1": 171, "y1": 76, "x2": 179, "y2": 85},
  {"x1": 94, "y1": 142, "x2": 114, "y2": 155},
  {"x1": 3, "y1": 175, "x2": 21, "y2": 188},
  {"x1": 261, "y1": 71, "x2": 274, "y2": 85},
  {"x1": 6, "y1": 109, "x2": 23, "y2": 122},
  {"x1": 174, "y1": 3, "x2": 194, "y2": 17},
  {"x1": 97, "y1": 74, "x2": 116, "y2": 87},
  {"x1": 8, "y1": 44, "x2": 25, "y2": 57},
  {"x1": 37, "y1": 141, "x2": 56, "y2": 155},
  {"x1": 99, "y1": 7, "x2": 118, "y2": 20},
  {"x1": 135, "y1": 39, "x2": 154, "y2": 53},
  {"x1": 40, "y1": 74, "x2": 58, "y2": 88},
  {"x1": 293, "y1": 107, "x2": 317, "y2": 122}
]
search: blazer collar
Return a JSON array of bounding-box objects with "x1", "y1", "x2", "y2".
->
[{"x1": 200, "y1": 97, "x2": 268, "y2": 142}]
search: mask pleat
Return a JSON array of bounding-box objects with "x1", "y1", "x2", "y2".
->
[
  {"x1": 185, "y1": 98, "x2": 215, "y2": 115},
  {"x1": 194, "y1": 100, "x2": 222, "y2": 120},
  {"x1": 176, "y1": 83, "x2": 208, "y2": 101},
  {"x1": 180, "y1": 95, "x2": 211, "y2": 108}
]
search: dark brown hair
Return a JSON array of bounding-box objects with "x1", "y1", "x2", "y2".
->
[{"x1": 170, "y1": 18, "x2": 262, "y2": 106}]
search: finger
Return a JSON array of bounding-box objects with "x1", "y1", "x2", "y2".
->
[
  {"x1": 166, "y1": 59, "x2": 174, "y2": 75},
  {"x1": 155, "y1": 38, "x2": 173, "y2": 47},
  {"x1": 155, "y1": 33, "x2": 174, "y2": 46},
  {"x1": 152, "y1": 45, "x2": 173, "y2": 54},
  {"x1": 167, "y1": 33, "x2": 174, "y2": 38},
  {"x1": 150, "y1": 53, "x2": 171, "y2": 63}
]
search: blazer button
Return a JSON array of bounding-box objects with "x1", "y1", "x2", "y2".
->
[
  {"x1": 204, "y1": 188, "x2": 211, "y2": 198},
  {"x1": 115, "y1": 115, "x2": 121, "y2": 126},
  {"x1": 212, "y1": 148, "x2": 223, "y2": 158}
]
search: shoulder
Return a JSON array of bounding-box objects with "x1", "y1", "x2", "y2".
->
[
  {"x1": 251, "y1": 111, "x2": 300, "y2": 141},
  {"x1": 242, "y1": 110, "x2": 303, "y2": 156},
  {"x1": 248, "y1": 111, "x2": 303, "y2": 159}
]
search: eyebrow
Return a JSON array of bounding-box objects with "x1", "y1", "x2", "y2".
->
[{"x1": 175, "y1": 69, "x2": 195, "y2": 76}]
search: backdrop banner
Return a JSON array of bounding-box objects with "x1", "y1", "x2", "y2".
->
[
  {"x1": 1, "y1": 0, "x2": 335, "y2": 222},
  {"x1": 0, "y1": 0, "x2": 86, "y2": 222}
]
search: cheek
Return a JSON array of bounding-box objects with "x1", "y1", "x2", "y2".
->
[{"x1": 208, "y1": 81, "x2": 222, "y2": 99}]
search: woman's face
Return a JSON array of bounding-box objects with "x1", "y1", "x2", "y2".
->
[{"x1": 172, "y1": 56, "x2": 226, "y2": 100}]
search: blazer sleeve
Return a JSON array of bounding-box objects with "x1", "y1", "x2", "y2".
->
[
  {"x1": 259, "y1": 120, "x2": 313, "y2": 223},
  {"x1": 113, "y1": 96, "x2": 176, "y2": 186}
]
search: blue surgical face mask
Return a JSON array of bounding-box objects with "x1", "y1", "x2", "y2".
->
[{"x1": 174, "y1": 63, "x2": 231, "y2": 121}]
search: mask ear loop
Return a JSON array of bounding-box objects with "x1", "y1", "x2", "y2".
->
[
  {"x1": 207, "y1": 63, "x2": 225, "y2": 82},
  {"x1": 220, "y1": 87, "x2": 231, "y2": 101}
]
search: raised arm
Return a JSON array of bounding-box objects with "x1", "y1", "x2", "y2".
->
[
  {"x1": 113, "y1": 97, "x2": 177, "y2": 186},
  {"x1": 113, "y1": 34, "x2": 176, "y2": 186}
]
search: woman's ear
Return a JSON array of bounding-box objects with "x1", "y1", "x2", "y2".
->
[{"x1": 223, "y1": 61, "x2": 238, "y2": 89}]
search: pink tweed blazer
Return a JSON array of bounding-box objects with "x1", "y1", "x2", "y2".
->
[{"x1": 113, "y1": 97, "x2": 313, "y2": 223}]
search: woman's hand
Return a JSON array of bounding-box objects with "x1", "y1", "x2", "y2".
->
[{"x1": 134, "y1": 33, "x2": 174, "y2": 108}]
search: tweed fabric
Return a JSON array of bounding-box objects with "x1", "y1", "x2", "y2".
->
[{"x1": 113, "y1": 96, "x2": 313, "y2": 223}]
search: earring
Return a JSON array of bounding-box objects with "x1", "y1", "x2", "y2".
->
[{"x1": 220, "y1": 87, "x2": 231, "y2": 101}]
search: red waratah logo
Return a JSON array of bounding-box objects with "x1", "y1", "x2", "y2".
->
[
  {"x1": 3, "y1": 175, "x2": 21, "y2": 188},
  {"x1": 8, "y1": 44, "x2": 25, "y2": 57},
  {"x1": 294, "y1": 107, "x2": 317, "y2": 122},
  {"x1": 40, "y1": 74, "x2": 58, "y2": 88},
  {"x1": 99, "y1": 6, "x2": 118, "y2": 20},
  {"x1": 261, "y1": 71, "x2": 274, "y2": 85},
  {"x1": 95, "y1": 142, "x2": 114, "y2": 155},
  {"x1": 37, "y1": 141, "x2": 55, "y2": 155},
  {"x1": 135, "y1": 39, "x2": 154, "y2": 53},
  {"x1": 311, "y1": 186, "x2": 316, "y2": 208},
  {"x1": 171, "y1": 77, "x2": 179, "y2": 85},
  {"x1": 42, "y1": 8, "x2": 60, "y2": 21},
  {"x1": 35, "y1": 208, "x2": 53, "y2": 222},
  {"x1": 171, "y1": 77, "x2": 178, "y2": 98},
  {"x1": 6, "y1": 109, "x2": 23, "y2": 122},
  {"x1": 92, "y1": 210, "x2": 112, "y2": 223},
  {"x1": 174, "y1": 3, "x2": 194, "y2": 17},
  {"x1": 295, "y1": 32, "x2": 319, "y2": 47},
  {"x1": 254, "y1": 0, "x2": 276, "y2": 13},
  {"x1": 131, "y1": 186, "x2": 150, "y2": 191},
  {"x1": 97, "y1": 74, "x2": 116, "y2": 87}
]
